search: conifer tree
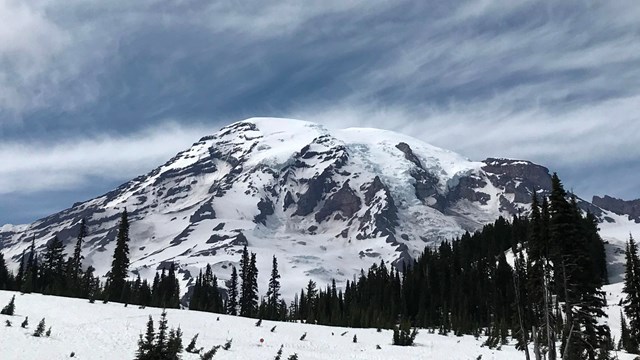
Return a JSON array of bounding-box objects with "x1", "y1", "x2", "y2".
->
[
  {"x1": 1, "y1": 295, "x2": 15, "y2": 315},
  {"x1": 622, "y1": 235, "x2": 640, "y2": 353},
  {"x1": 305, "y1": 280, "x2": 317, "y2": 324},
  {"x1": 21, "y1": 239, "x2": 39, "y2": 293},
  {"x1": 136, "y1": 316, "x2": 155, "y2": 359},
  {"x1": 227, "y1": 266, "x2": 238, "y2": 315},
  {"x1": 70, "y1": 219, "x2": 87, "y2": 292},
  {"x1": 108, "y1": 209, "x2": 130, "y2": 302},
  {"x1": 240, "y1": 249, "x2": 259, "y2": 317},
  {"x1": 185, "y1": 334, "x2": 200, "y2": 353},
  {"x1": 42, "y1": 235, "x2": 65, "y2": 294},
  {"x1": 33, "y1": 318, "x2": 46, "y2": 337},
  {"x1": 266, "y1": 255, "x2": 281, "y2": 320},
  {"x1": 0, "y1": 251, "x2": 12, "y2": 290}
]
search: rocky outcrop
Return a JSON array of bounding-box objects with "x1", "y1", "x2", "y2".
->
[
  {"x1": 593, "y1": 195, "x2": 640, "y2": 223},
  {"x1": 254, "y1": 198, "x2": 275, "y2": 225},
  {"x1": 315, "y1": 181, "x2": 361, "y2": 222},
  {"x1": 482, "y1": 158, "x2": 552, "y2": 203},
  {"x1": 359, "y1": 177, "x2": 399, "y2": 238}
]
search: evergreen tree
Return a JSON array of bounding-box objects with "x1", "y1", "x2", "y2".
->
[
  {"x1": 240, "y1": 250, "x2": 259, "y2": 317},
  {"x1": 227, "y1": 266, "x2": 238, "y2": 315},
  {"x1": 21, "y1": 238, "x2": 39, "y2": 293},
  {"x1": 622, "y1": 235, "x2": 640, "y2": 353},
  {"x1": 0, "y1": 295, "x2": 15, "y2": 315},
  {"x1": 33, "y1": 318, "x2": 46, "y2": 337},
  {"x1": 108, "y1": 209, "x2": 131, "y2": 302},
  {"x1": 70, "y1": 219, "x2": 87, "y2": 293},
  {"x1": 266, "y1": 255, "x2": 281, "y2": 320},
  {"x1": 41, "y1": 235, "x2": 65, "y2": 294},
  {"x1": 0, "y1": 251, "x2": 13, "y2": 290},
  {"x1": 135, "y1": 311, "x2": 183, "y2": 359},
  {"x1": 239, "y1": 246, "x2": 250, "y2": 316},
  {"x1": 305, "y1": 280, "x2": 317, "y2": 324},
  {"x1": 185, "y1": 334, "x2": 200, "y2": 353},
  {"x1": 136, "y1": 316, "x2": 155, "y2": 359}
]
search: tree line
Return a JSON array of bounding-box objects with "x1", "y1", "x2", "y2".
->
[{"x1": 0, "y1": 210, "x2": 180, "y2": 308}]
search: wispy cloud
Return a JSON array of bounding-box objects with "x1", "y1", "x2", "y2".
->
[
  {"x1": 0, "y1": 0, "x2": 639, "y2": 223},
  {"x1": 0, "y1": 121, "x2": 210, "y2": 194}
]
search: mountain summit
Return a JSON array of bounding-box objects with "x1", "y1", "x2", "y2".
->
[{"x1": 0, "y1": 118, "x2": 621, "y2": 297}]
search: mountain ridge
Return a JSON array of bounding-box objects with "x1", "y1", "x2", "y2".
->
[{"x1": 1, "y1": 117, "x2": 637, "y2": 299}]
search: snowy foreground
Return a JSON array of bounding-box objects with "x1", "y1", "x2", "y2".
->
[
  {"x1": 0, "y1": 290, "x2": 523, "y2": 360},
  {"x1": 0, "y1": 288, "x2": 637, "y2": 360}
]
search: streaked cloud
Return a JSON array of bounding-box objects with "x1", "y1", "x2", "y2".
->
[
  {"x1": 0, "y1": 0, "x2": 639, "y2": 223},
  {"x1": 0, "y1": 121, "x2": 210, "y2": 194}
]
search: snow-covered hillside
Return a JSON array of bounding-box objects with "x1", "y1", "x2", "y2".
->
[
  {"x1": 0, "y1": 289, "x2": 521, "y2": 359},
  {"x1": 0, "y1": 288, "x2": 637, "y2": 360},
  {"x1": 1, "y1": 118, "x2": 638, "y2": 300}
]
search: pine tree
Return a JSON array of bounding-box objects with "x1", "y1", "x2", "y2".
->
[
  {"x1": 136, "y1": 316, "x2": 155, "y2": 359},
  {"x1": 21, "y1": 239, "x2": 39, "y2": 293},
  {"x1": 305, "y1": 280, "x2": 317, "y2": 324},
  {"x1": 200, "y1": 345, "x2": 220, "y2": 360},
  {"x1": 622, "y1": 235, "x2": 640, "y2": 353},
  {"x1": 0, "y1": 251, "x2": 12, "y2": 290},
  {"x1": 185, "y1": 333, "x2": 200, "y2": 353},
  {"x1": 42, "y1": 235, "x2": 65, "y2": 294},
  {"x1": 70, "y1": 219, "x2": 87, "y2": 293},
  {"x1": 21, "y1": 316, "x2": 28, "y2": 328},
  {"x1": 267, "y1": 255, "x2": 281, "y2": 320},
  {"x1": 240, "y1": 249, "x2": 259, "y2": 317},
  {"x1": 33, "y1": 318, "x2": 46, "y2": 337},
  {"x1": 274, "y1": 344, "x2": 284, "y2": 360},
  {"x1": 227, "y1": 266, "x2": 238, "y2": 315},
  {"x1": 0, "y1": 295, "x2": 15, "y2": 315},
  {"x1": 108, "y1": 209, "x2": 130, "y2": 302}
]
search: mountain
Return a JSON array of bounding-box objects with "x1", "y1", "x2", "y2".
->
[
  {"x1": 0, "y1": 118, "x2": 637, "y2": 298},
  {"x1": 593, "y1": 195, "x2": 640, "y2": 223}
]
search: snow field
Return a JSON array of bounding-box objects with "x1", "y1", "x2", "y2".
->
[{"x1": 0, "y1": 290, "x2": 526, "y2": 360}]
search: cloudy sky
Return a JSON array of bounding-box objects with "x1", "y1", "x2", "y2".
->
[{"x1": 1, "y1": 0, "x2": 639, "y2": 224}]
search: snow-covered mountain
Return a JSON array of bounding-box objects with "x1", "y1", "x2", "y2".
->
[{"x1": 1, "y1": 118, "x2": 638, "y2": 298}]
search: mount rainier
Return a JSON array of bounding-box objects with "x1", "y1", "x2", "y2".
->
[{"x1": 1, "y1": 118, "x2": 637, "y2": 299}]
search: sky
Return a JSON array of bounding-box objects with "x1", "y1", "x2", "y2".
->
[{"x1": 1, "y1": 0, "x2": 639, "y2": 225}]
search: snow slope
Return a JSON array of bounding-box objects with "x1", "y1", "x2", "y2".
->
[
  {"x1": 0, "y1": 290, "x2": 520, "y2": 360},
  {"x1": 0, "y1": 288, "x2": 637, "y2": 360}
]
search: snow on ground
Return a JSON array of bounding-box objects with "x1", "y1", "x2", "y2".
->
[{"x1": 0, "y1": 290, "x2": 526, "y2": 360}]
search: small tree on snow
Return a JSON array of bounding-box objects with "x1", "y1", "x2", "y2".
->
[
  {"x1": 135, "y1": 311, "x2": 183, "y2": 360},
  {"x1": 5, "y1": 320, "x2": 11, "y2": 327},
  {"x1": 185, "y1": 333, "x2": 200, "y2": 354},
  {"x1": 274, "y1": 345, "x2": 284, "y2": 360},
  {"x1": 1, "y1": 295, "x2": 15, "y2": 315},
  {"x1": 393, "y1": 319, "x2": 418, "y2": 346},
  {"x1": 200, "y1": 345, "x2": 220, "y2": 360},
  {"x1": 33, "y1": 318, "x2": 46, "y2": 337},
  {"x1": 353, "y1": 334, "x2": 357, "y2": 343},
  {"x1": 21, "y1": 316, "x2": 28, "y2": 328},
  {"x1": 223, "y1": 338, "x2": 233, "y2": 350}
]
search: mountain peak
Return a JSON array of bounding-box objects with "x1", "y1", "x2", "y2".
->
[{"x1": 1, "y1": 118, "x2": 628, "y2": 300}]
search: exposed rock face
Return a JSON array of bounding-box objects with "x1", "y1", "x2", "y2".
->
[
  {"x1": 482, "y1": 158, "x2": 553, "y2": 202},
  {"x1": 315, "y1": 181, "x2": 361, "y2": 223},
  {"x1": 593, "y1": 195, "x2": 640, "y2": 223}
]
